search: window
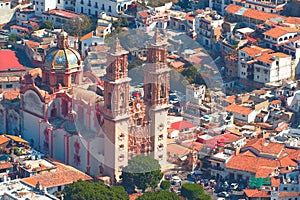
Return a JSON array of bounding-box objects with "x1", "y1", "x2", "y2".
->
[
  {"x1": 107, "y1": 93, "x2": 111, "y2": 109},
  {"x1": 283, "y1": 187, "x2": 287, "y2": 191},
  {"x1": 242, "y1": 115, "x2": 246, "y2": 117},
  {"x1": 119, "y1": 154, "x2": 124, "y2": 161},
  {"x1": 119, "y1": 144, "x2": 124, "y2": 151},
  {"x1": 120, "y1": 93, "x2": 124, "y2": 108},
  {"x1": 6, "y1": 84, "x2": 12, "y2": 89},
  {"x1": 108, "y1": 6, "x2": 111, "y2": 12},
  {"x1": 158, "y1": 134, "x2": 163, "y2": 141},
  {"x1": 257, "y1": 75, "x2": 259, "y2": 79}
]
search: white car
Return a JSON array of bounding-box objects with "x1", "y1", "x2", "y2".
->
[
  {"x1": 172, "y1": 176, "x2": 181, "y2": 182},
  {"x1": 230, "y1": 183, "x2": 239, "y2": 190},
  {"x1": 218, "y1": 191, "x2": 230, "y2": 198}
]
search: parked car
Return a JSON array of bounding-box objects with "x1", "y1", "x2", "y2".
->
[
  {"x1": 230, "y1": 183, "x2": 238, "y2": 190},
  {"x1": 171, "y1": 176, "x2": 182, "y2": 186},
  {"x1": 165, "y1": 174, "x2": 172, "y2": 180},
  {"x1": 217, "y1": 191, "x2": 230, "y2": 198}
]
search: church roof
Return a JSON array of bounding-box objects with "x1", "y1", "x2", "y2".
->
[{"x1": 43, "y1": 31, "x2": 81, "y2": 73}]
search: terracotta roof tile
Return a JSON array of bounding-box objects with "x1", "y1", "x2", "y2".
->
[
  {"x1": 263, "y1": 27, "x2": 299, "y2": 38},
  {"x1": 44, "y1": 9, "x2": 80, "y2": 19},
  {"x1": 137, "y1": 11, "x2": 149, "y2": 18},
  {"x1": 21, "y1": 160, "x2": 92, "y2": 188},
  {"x1": 241, "y1": 46, "x2": 272, "y2": 57},
  {"x1": 225, "y1": 104, "x2": 254, "y2": 115},
  {"x1": 285, "y1": 17, "x2": 300, "y2": 25},
  {"x1": 171, "y1": 120, "x2": 196, "y2": 130},
  {"x1": 226, "y1": 4, "x2": 286, "y2": 21},
  {"x1": 80, "y1": 31, "x2": 93, "y2": 41},
  {"x1": 0, "y1": 135, "x2": 10, "y2": 145},
  {"x1": 0, "y1": 162, "x2": 13, "y2": 170},
  {"x1": 242, "y1": 138, "x2": 284, "y2": 156},
  {"x1": 244, "y1": 189, "x2": 270, "y2": 198},
  {"x1": 225, "y1": 95, "x2": 236, "y2": 104}
]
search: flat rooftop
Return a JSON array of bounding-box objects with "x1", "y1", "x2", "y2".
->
[{"x1": 0, "y1": 50, "x2": 26, "y2": 72}]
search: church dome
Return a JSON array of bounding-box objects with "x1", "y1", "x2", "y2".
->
[{"x1": 43, "y1": 31, "x2": 81, "y2": 73}]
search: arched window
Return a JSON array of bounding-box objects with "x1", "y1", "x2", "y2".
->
[
  {"x1": 147, "y1": 84, "x2": 152, "y2": 99},
  {"x1": 120, "y1": 93, "x2": 124, "y2": 108},
  {"x1": 160, "y1": 84, "x2": 165, "y2": 98},
  {"x1": 51, "y1": 105, "x2": 57, "y2": 118},
  {"x1": 107, "y1": 93, "x2": 112, "y2": 109}
]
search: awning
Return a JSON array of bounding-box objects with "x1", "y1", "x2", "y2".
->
[{"x1": 5, "y1": 135, "x2": 28, "y2": 144}]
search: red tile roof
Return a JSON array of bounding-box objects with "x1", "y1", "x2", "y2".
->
[
  {"x1": 185, "y1": 13, "x2": 195, "y2": 21},
  {"x1": 10, "y1": 25, "x2": 29, "y2": 33},
  {"x1": 21, "y1": 160, "x2": 92, "y2": 188},
  {"x1": 0, "y1": 50, "x2": 26, "y2": 72},
  {"x1": 171, "y1": 120, "x2": 196, "y2": 131},
  {"x1": 3, "y1": 90, "x2": 20, "y2": 100},
  {"x1": 80, "y1": 31, "x2": 93, "y2": 41},
  {"x1": 242, "y1": 138, "x2": 285, "y2": 156},
  {"x1": 225, "y1": 104, "x2": 254, "y2": 115},
  {"x1": 240, "y1": 46, "x2": 271, "y2": 57},
  {"x1": 0, "y1": 162, "x2": 13, "y2": 170},
  {"x1": 285, "y1": 17, "x2": 300, "y2": 25},
  {"x1": 171, "y1": 61, "x2": 185, "y2": 69},
  {"x1": 244, "y1": 189, "x2": 270, "y2": 198},
  {"x1": 263, "y1": 27, "x2": 299, "y2": 38},
  {"x1": 137, "y1": 11, "x2": 150, "y2": 19},
  {"x1": 0, "y1": 135, "x2": 10, "y2": 145},
  {"x1": 25, "y1": 40, "x2": 40, "y2": 49},
  {"x1": 225, "y1": 4, "x2": 286, "y2": 21},
  {"x1": 225, "y1": 95, "x2": 236, "y2": 104},
  {"x1": 44, "y1": 9, "x2": 80, "y2": 19}
]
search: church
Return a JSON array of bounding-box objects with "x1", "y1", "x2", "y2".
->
[{"x1": 2, "y1": 29, "x2": 170, "y2": 183}]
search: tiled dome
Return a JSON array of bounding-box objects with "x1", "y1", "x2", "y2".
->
[{"x1": 43, "y1": 31, "x2": 81, "y2": 73}]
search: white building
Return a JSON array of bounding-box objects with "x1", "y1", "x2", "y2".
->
[
  {"x1": 233, "y1": 0, "x2": 287, "y2": 14},
  {"x1": 195, "y1": 8, "x2": 223, "y2": 49},
  {"x1": 42, "y1": 9, "x2": 81, "y2": 28},
  {"x1": 75, "y1": 0, "x2": 134, "y2": 17},
  {"x1": 253, "y1": 52, "x2": 292, "y2": 83},
  {"x1": 80, "y1": 12, "x2": 112, "y2": 56},
  {"x1": 225, "y1": 104, "x2": 256, "y2": 123},
  {"x1": 0, "y1": 0, "x2": 15, "y2": 25},
  {"x1": 238, "y1": 45, "x2": 272, "y2": 81},
  {"x1": 186, "y1": 84, "x2": 206, "y2": 105},
  {"x1": 263, "y1": 27, "x2": 300, "y2": 79},
  {"x1": 135, "y1": 3, "x2": 172, "y2": 32}
]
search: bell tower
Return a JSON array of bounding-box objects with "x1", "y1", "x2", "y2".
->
[
  {"x1": 102, "y1": 38, "x2": 130, "y2": 183},
  {"x1": 144, "y1": 29, "x2": 170, "y2": 167}
]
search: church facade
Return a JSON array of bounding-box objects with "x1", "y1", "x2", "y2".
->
[{"x1": 1, "y1": 29, "x2": 170, "y2": 182}]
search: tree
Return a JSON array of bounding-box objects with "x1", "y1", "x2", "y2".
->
[
  {"x1": 63, "y1": 180, "x2": 129, "y2": 200},
  {"x1": 137, "y1": 190, "x2": 181, "y2": 200},
  {"x1": 120, "y1": 155, "x2": 163, "y2": 192},
  {"x1": 181, "y1": 183, "x2": 204, "y2": 200},
  {"x1": 66, "y1": 15, "x2": 92, "y2": 37},
  {"x1": 8, "y1": 34, "x2": 18, "y2": 42},
  {"x1": 196, "y1": 193, "x2": 212, "y2": 200},
  {"x1": 41, "y1": 20, "x2": 54, "y2": 30},
  {"x1": 160, "y1": 180, "x2": 171, "y2": 190}
]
